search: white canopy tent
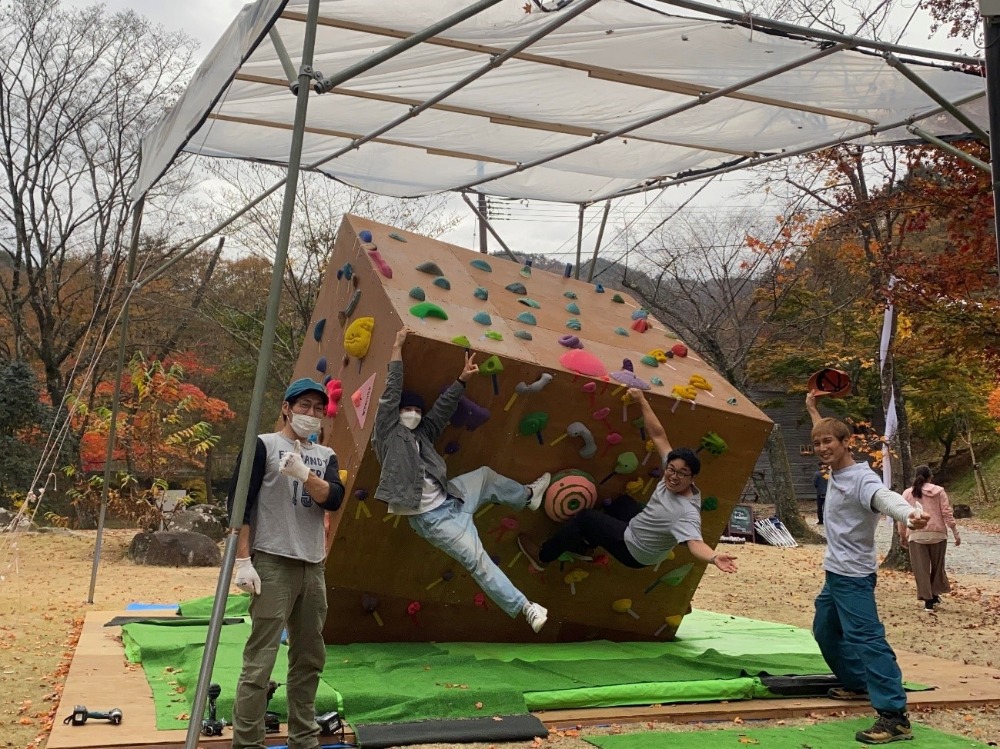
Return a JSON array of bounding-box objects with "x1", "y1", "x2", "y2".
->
[{"x1": 94, "y1": 2, "x2": 993, "y2": 746}]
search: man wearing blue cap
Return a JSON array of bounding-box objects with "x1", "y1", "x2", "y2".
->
[
  {"x1": 372, "y1": 328, "x2": 551, "y2": 633},
  {"x1": 227, "y1": 377, "x2": 345, "y2": 749}
]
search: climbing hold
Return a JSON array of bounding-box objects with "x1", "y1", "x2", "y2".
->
[
  {"x1": 543, "y1": 469, "x2": 597, "y2": 522},
  {"x1": 621, "y1": 359, "x2": 634, "y2": 372},
  {"x1": 479, "y1": 355, "x2": 504, "y2": 395},
  {"x1": 516, "y1": 311, "x2": 537, "y2": 326},
  {"x1": 611, "y1": 369, "x2": 651, "y2": 390},
  {"x1": 515, "y1": 373, "x2": 554, "y2": 395},
  {"x1": 611, "y1": 294, "x2": 625, "y2": 303},
  {"x1": 651, "y1": 376, "x2": 664, "y2": 387},
  {"x1": 632, "y1": 318, "x2": 651, "y2": 333},
  {"x1": 444, "y1": 440, "x2": 461, "y2": 456},
  {"x1": 701, "y1": 496, "x2": 719, "y2": 512},
  {"x1": 614, "y1": 327, "x2": 629, "y2": 336},
  {"x1": 689, "y1": 374, "x2": 712, "y2": 393},
  {"x1": 473, "y1": 311, "x2": 492, "y2": 326},
  {"x1": 485, "y1": 330, "x2": 503, "y2": 341},
  {"x1": 518, "y1": 298, "x2": 541, "y2": 309},
  {"x1": 451, "y1": 335, "x2": 471, "y2": 348},
  {"x1": 313, "y1": 318, "x2": 326, "y2": 342},
  {"x1": 566, "y1": 318, "x2": 582, "y2": 331},
  {"x1": 514, "y1": 330, "x2": 533, "y2": 340},
  {"x1": 470, "y1": 259, "x2": 493, "y2": 272},
  {"x1": 632, "y1": 309, "x2": 649, "y2": 320},
  {"x1": 473, "y1": 286, "x2": 489, "y2": 301},
  {"x1": 612, "y1": 598, "x2": 640, "y2": 618},
  {"x1": 339, "y1": 263, "x2": 354, "y2": 281},
  {"x1": 625, "y1": 477, "x2": 645, "y2": 495},
  {"x1": 505, "y1": 282, "x2": 527, "y2": 295},
  {"x1": 726, "y1": 396, "x2": 737, "y2": 406},
  {"x1": 410, "y1": 302, "x2": 448, "y2": 320},
  {"x1": 563, "y1": 291, "x2": 578, "y2": 300},
  {"x1": 368, "y1": 247, "x2": 393, "y2": 278},
  {"x1": 564, "y1": 569, "x2": 589, "y2": 594},
  {"x1": 648, "y1": 349, "x2": 668, "y2": 363},
  {"x1": 600, "y1": 451, "x2": 638, "y2": 483},
  {"x1": 559, "y1": 335, "x2": 583, "y2": 349},
  {"x1": 595, "y1": 283, "x2": 605, "y2": 293},
  {"x1": 432, "y1": 277, "x2": 451, "y2": 290},
  {"x1": 520, "y1": 264, "x2": 532, "y2": 278},
  {"x1": 639, "y1": 355, "x2": 658, "y2": 367},
  {"x1": 671, "y1": 384, "x2": 698, "y2": 401},
  {"x1": 359, "y1": 230, "x2": 373, "y2": 243},
  {"x1": 566, "y1": 302, "x2": 580, "y2": 315},
  {"x1": 343, "y1": 317, "x2": 375, "y2": 359},
  {"x1": 325, "y1": 379, "x2": 344, "y2": 418},
  {"x1": 338, "y1": 290, "x2": 362, "y2": 325},
  {"x1": 518, "y1": 411, "x2": 549, "y2": 444},
  {"x1": 409, "y1": 287, "x2": 426, "y2": 301},
  {"x1": 316, "y1": 356, "x2": 327, "y2": 374},
  {"x1": 389, "y1": 232, "x2": 407, "y2": 242},
  {"x1": 699, "y1": 432, "x2": 728, "y2": 456},
  {"x1": 671, "y1": 343, "x2": 689, "y2": 357},
  {"x1": 559, "y1": 349, "x2": 608, "y2": 378},
  {"x1": 450, "y1": 394, "x2": 491, "y2": 431},
  {"x1": 416, "y1": 261, "x2": 444, "y2": 276},
  {"x1": 566, "y1": 422, "x2": 597, "y2": 459}
]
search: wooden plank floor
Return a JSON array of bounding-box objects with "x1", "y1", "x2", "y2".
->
[{"x1": 46, "y1": 611, "x2": 1000, "y2": 749}]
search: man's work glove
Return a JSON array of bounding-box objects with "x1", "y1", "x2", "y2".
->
[
  {"x1": 234, "y1": 557, "x2": 261, "y2": 595},
  {"x1": 279, "y1": 440, "x2": 311, "y2": 483}
]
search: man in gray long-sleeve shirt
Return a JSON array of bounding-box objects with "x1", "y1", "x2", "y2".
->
[
  {"x1": 371, "y1": 328, "x2": 552, "y2": 633},
  {"x1": 805, "y1": 391, "x2": 929, "y2": 746}
]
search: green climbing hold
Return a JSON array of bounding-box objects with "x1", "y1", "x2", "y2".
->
[
  {"x1": 640, "y1": 355, "x2": 659, "y2": 367},
  {"x1": 473, "y1": 287, "x2": 489, "y2": 301},
  {"x1": 409, "y1": 287, "x2": 426, "y2": 301},
  {"x1": 432, "y1": 277, "x2": 451, "y2": 290},
  {"x1": 651, "y1": 376, "x2": 664, "y2": 386},
  {"x1": 389, "y1": 232, "x2": 407, "y2": 242},
  {"x1": 473, "y1": 311, "x2": 492, "y2": 326},
  {"x1": 452, "y1": 335, "x2": 471, "y2": 348},
  {"x1": 517, "y1": 411, "x2": 549, "y2": 436},
  {"x1": 700, "y1": 432, "x2": 729, "y2": 456},
  {"x1": 563, "y1": 291, "x2": 578, "y2": 300},
  {"x1": 700, "y1": 496, "x2": 719, "y2": 512},
  {"x1": 505, "y1": 282, "x2": 527, "y2": 295},
  {"x1": 662, "y1": 563, "x2": 694, "y2": 587},
  {"x1": 416, "y1": 261, "x2": 444, "y2": 275},
  {"x1": 470, "y1": 259, "x2": 493, "y2": 272},
  {"x1": 485, "y1": 330, "x2": 503, "y2": 341},
  {"x1": 514, "y1": 330, "x2": 533, "y2": 340},
  {"x1": 566, "y1": 302, "x2": 580, "y2": 315},
  {"x1": 518, "y1": 298, "x2": 541, "y2": 309},
  {"x1": 611, "y1": 293, "x2": 625, "y2": 303},
  {"x1": 480, "y1": 355, "x2": 504, "y2": 375},
  {"x1": 520, "y1": 265, "x2": 532, "y2": 277},
  {"x1": 410, "y1": 302, "x2": 448, "y2": 320},
  {"x1": 566, "y1": 318, "x2": 582, "y2": 331},
  {"x1": 517, "y1": 311, "x2": 537, "y2": 326},
  {"x1": 614, "y1": 327, "x2": 629, "y2": 336}
]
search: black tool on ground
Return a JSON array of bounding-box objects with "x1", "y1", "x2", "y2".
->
[
  {"x1": 316, "y1": 710, "x2": 343, "y2": 736},
  {"x1": 264, "y1": 680, "x2": 281, "y2": 734},
  {"x1": 201, "y1": 682, "x2": 227, "y2": 736},
  {"x1": 63, "y1": 706, "x2": 123, "y2": 726}
]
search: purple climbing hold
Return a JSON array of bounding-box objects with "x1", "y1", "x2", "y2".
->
[
  {"x1": 354, "y1": 488, "x2": 369, "y2": 500},
  {"x1": 622, "y1": 358, "x2": 634, "y2": 372},
  {"x1": 448, "y1": 392, "x2": 491, "y2": 431},
  {"x1": 445, "y1": 440, "x2": 461, "y2": 455},
  {"x1": 559, "y1": 335, "x2": 583, "y2": 349}
]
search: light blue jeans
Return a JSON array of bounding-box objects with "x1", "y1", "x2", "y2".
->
[{"x1": 409, "y1": 467, "x2": 529, "y2": 618}]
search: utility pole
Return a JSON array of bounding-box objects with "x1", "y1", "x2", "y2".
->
[
  {"x1": 477, "y1": 192, "x2": 489, "y2": 254},
  {"x1": 980, "y1": 0, "x2": 1000, "y2": 297}
]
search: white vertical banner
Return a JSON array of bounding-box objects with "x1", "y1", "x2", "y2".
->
[{"x1": 879, "y1": 277, "x2": 898, "y2": 488}]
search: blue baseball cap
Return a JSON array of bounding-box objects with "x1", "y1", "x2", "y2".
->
[{"x1": 284, "y1": 378, "x2": 328, "y2": 404}]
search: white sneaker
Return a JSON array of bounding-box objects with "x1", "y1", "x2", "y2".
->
[
  {"x1": 526, "y1": 472, "x2": 551, "y2": 511},
  {"x1": 523, "y1": 601, "x2": 548, "y2": 633}
]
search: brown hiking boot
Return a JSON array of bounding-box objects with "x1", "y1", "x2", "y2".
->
[
  {"x1": 855, "y1": 712, "x2": 913, "y2": 744},
  {"x1": 517, "y1": 534, "x2": 546, "y2": 571},
  {"x1": 828, "y1": 686, "x2": 870, "y2": 701}
]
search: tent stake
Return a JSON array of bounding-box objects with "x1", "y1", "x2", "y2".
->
[{"x1": 182, "y1": 1, "x2": 323, "y2": 746}]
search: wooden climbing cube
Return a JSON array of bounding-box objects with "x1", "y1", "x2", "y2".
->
[{"x1": 292, "y1": 215, "x2": 773, "y2": 643}]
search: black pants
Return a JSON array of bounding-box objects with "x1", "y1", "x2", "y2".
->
[
  {"x1": 816, "y1": 495, "x2": 826, "y2": 524},
  {"x1": 539, "y1": 495, "x2": 645, "y2": 568}
]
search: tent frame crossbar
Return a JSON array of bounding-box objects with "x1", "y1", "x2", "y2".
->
[
  {"x1": 268, "y1": 26, "x2": 299, "y2": 88},
  {"x1": 908, "y1": 125, "x2": 992, "y2": 173}
]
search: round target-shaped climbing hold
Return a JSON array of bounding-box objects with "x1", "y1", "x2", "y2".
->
[{"x1": 544, "y1": 469, "x2": 597, "y2": 523}]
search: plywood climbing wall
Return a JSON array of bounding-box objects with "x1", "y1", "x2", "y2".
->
[{"x1": 291, "y1": 215, "x2": 773, "y2": 644}]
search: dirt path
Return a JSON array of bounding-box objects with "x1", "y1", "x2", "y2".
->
[{"x1": 1, "y1": 527, "x2": 998, "y2": 749}]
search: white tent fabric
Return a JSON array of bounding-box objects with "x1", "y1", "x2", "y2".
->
[{"x1": 134, "y1": 0, "x2": 987, "y2": 204}]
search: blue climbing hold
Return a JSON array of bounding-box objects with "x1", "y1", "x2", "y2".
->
[
  {"x1": 433, "y1": 277, "x2": 451, "y2": 290},
  {"x1": 359, "y1": 230, "x2": 373, "y2": 243},
  {"x1": 595, "y1": 283, "x2": 605, "y2": 293},
  {"x1": 474, "y1": 287, "x2": 489, "y2": 301},
  {"x1": 473, "y1": 311, "x2": 492, "y2": 326},
  {"x1": 566, "y1": 302, "x2": 580, "y2": 314},
  {"x1": 517, "y1": 311, "x2": 537, "y2": 326},
  {"x1": 316, "y1": 356, "x2": 327, "y2": 374},
  {"x1": 313, "y1": 318, "x2": 326, "y2": 342}
]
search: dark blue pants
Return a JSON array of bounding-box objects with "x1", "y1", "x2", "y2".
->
[{"x1": 813, "y1": 571, "x2": 907, "y2": 714}]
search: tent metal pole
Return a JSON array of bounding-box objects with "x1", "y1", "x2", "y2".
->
[
  {"x1": 591, "y1": 91, "x2": 987, "y2": 202},
  {"x1": 586, "y1": 200, "x2": 612, "y2": 283},
  {"x1": 451, "y1": 42, "x2": 850, "y2": 195},
  {"x1": 653, "y1": 0, "x2": 981, "y2": 66},
  {"x1": 139, "y1": 0, "x2": 598, "y2": 291},
  {"x1": 461, "y1": 192, "x2": 519, "y2": 261},
  {"x1": 985, "y1": 5, "x2": 1000, "y2": 299},
  {"x1": 86, "y1": 197, "x2": 143, "y2": 605},
  {"x1": 908, "y1": 125, "x2": 992, "y2": 173},
  {"x1": 182, "y1": 1, "x2": 322, "y2": 746},
  {"x1": 885, "y1": 54, "x2": 990, "y2": 145},
  {"x1": 574, "y1": 204, "x2": 585, "y2": 279},
  {"x1": 269, "y1": 27, "x2": 298, "y2": 86}
]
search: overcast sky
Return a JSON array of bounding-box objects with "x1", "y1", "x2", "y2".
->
[{"x1": 61, "y1": 0, "x2": 980, "y2": 264}]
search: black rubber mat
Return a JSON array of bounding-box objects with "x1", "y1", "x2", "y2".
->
[
  {"x1": 353, "y1": 714, "x2": 548, "y2": 748},
  {"x1": 103, "y1": 615, "x2": 245, "y2": 627}
]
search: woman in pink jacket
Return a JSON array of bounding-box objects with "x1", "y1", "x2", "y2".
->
[{"x1": 899, "y1": 465, "x2": 961, "y2": 611}]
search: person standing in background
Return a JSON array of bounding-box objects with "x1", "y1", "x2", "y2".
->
[
  {"x1": 899, "y1": 465, "x2": 961, "y2": 612},
  {"x1": 813, "y1": 462, "x2": 830, "y2": 525}
]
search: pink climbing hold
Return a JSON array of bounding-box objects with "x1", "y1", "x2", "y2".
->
[
  {"x1": 474, "y1": 592, "x2": 489, "y2": 611},
  {"x1": 603, "y1": 432, "x2": 623, "y2": 456},
  {"x1": 582, "y1": 381, "x2": 597, "y2": 408},
  {"x1": 367, "y1": 246, "x2": 393, "y2": 279},
  {"x1": 407, "y1": 601, "x2": 422, "y2": 627},
  {"x1": 490, "y1": 516, "x2": 520, "y2": 541},
  {"x1": 325, "y1": 379, "x2": 344, "y2": 418},
  {"x1": 560, "y1": 349, "x2": 608, "y2": 379},
  {"x1": 631, "y1": 318, "x2": 651, "y2": 333},
  {"x1": 593, "y1": 407, "x2": 612, "y2": 431}
]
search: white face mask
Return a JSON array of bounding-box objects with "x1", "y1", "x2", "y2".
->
[
  {"x1": 290, "y1": 413, "x2": 321, "y2": 439},
  {"x1": 399, "y1": 411, "x2": 422, "y2": 430}
]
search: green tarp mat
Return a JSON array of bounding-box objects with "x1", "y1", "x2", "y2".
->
[{"x1": 584, "y1": 718, "x2": 990, "y2": 749}]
